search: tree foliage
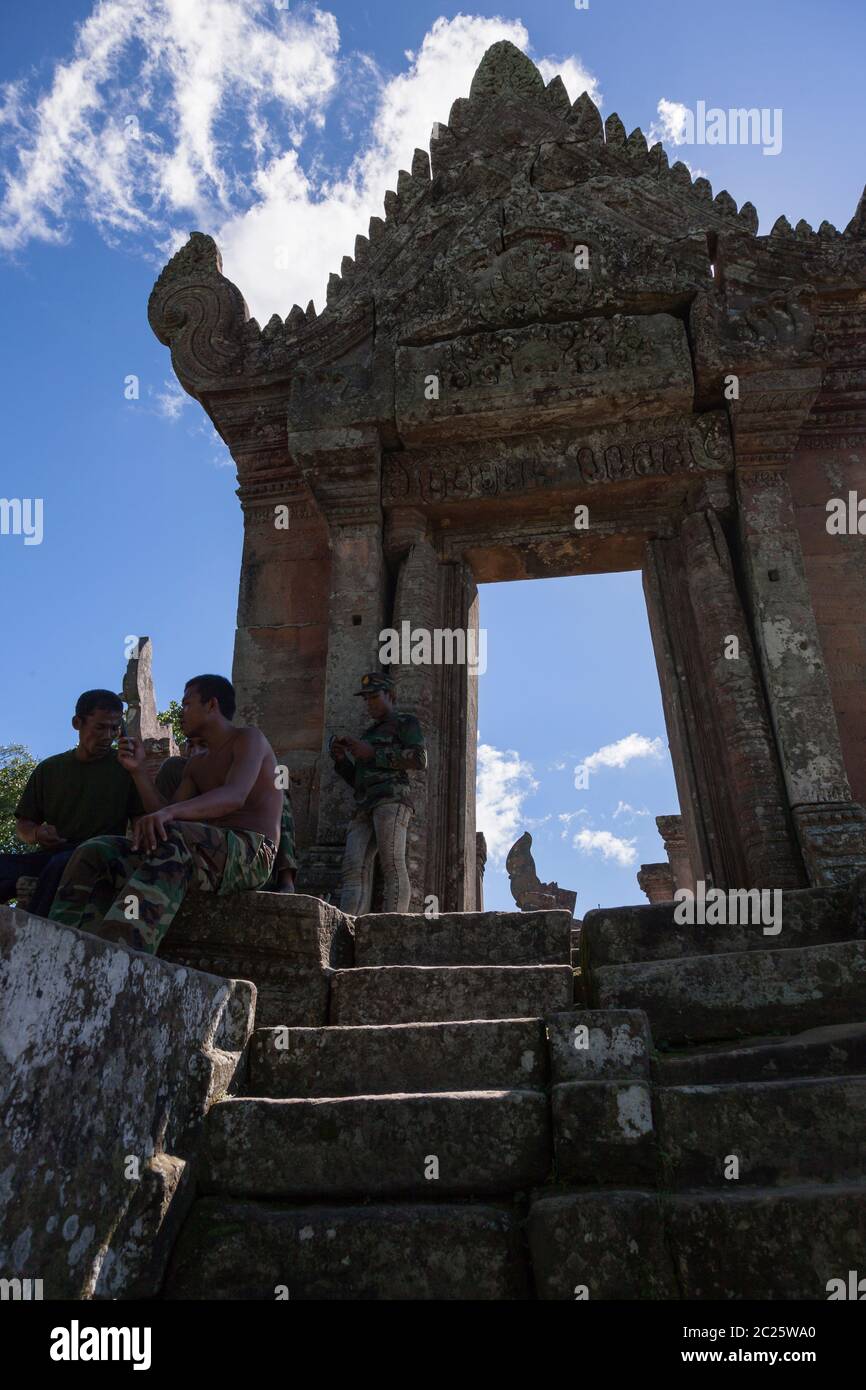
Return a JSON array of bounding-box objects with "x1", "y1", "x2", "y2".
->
[
  {"x1": 158, "y1": 700, "x2": 185, "y2": 745},
  {"x1": 0, "y1": 744, "x2": 38, "y2": 853}
]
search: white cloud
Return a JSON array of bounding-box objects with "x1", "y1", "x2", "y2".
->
[
  {"x1": 0, "y1": 0, "x2": 341, "y2": 254},
  {"x1": 648, "y1": 97, "x2": 691, "y2": 147},
  {"x1": 0, "y1": 6, "x2": 605, "y2": 325},
  {"x1": 154, "y1": 379, "x2": 188, "y2": 420},
  {"x1": 559, "y1": 808, "x2": 590, "y2": 839},
  {"x1": 476, "y1": 742, "x2": 538, "y2": 864},
  {"x1": 575, "y1": 733, "x2": 664, "y2": 786},
  {"x1": 613, "y1": 801, "x2": 650, "y2": 821},
  {"x1": 536, "y1": 55, "x2": 601, "y2": 108},
  {"x1": 574, "y1": 828, "x2": 638, "y2": 868}
]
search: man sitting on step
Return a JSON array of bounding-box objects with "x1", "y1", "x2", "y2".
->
[
  {"x1": 1, "y1": 689, "x2": 144, "y2": 918},
  {"x1": 49, "y1": 674, "x2": 281, "y2": 954},
  {"x1": 156, "y1": 735, "x2": 298, "y2": 893}
]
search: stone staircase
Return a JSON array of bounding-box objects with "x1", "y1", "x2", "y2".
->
[{"x1": 161, "y1": 883, "x2": 866, "y2": 1300}]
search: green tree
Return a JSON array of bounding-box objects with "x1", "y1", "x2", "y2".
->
[
  {"x1": 158, "y1": 700, "x2": 185, "y2": 746},
  {"x1": 0, "y1": 744, "x2": 38, "y2": 853}
]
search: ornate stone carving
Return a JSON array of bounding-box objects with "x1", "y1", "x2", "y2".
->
[
  {"x1": 147, "y1": 233, "x2": 248, "y2": 391},
  {"x1": 383, "y1": 411, "x2": 732, "y2": 506}
]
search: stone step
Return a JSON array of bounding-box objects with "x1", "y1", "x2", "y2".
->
[
  {"x1": 528, "y1": 1182, "x2": 866, "y2": 1300},
  {"x1": 352, "y1": 909, "x2": 572, "y2": 967},
  {"x1": 657, "y1": 1074, "x2": 866, "y2": 1187},
  {"x1": 247, "y1": 1019, "x2": 548, "y2": 1098},
  {"x1": 163, "y1": 1197, "x2": 530, "y2": 1300},
  {"x1": 330, "y1": 965, "x2": 574, "y2": 1025},
  {"x1": 200, "y1": 1091, "x2": 552, "y2": 1199},
  {"x1": 581, "y1": 886, "x2": 849, "y2": 971},
  {"x1": 654, "y1": 1021, "x2": 866, "y2": 1085},
  {"x1": 591, "y1": 938, "x2": 866, "y2": 1044}
]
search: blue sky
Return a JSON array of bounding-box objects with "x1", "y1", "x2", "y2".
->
[{"x1": 1, "y1": 0, "x2": 863, "y2": 915}]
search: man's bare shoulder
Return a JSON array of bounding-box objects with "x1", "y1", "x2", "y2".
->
[{"x1": 232, "y1": 726, "x2": 274, "y2": 757}]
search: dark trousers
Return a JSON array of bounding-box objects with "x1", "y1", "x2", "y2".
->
[{"x1": 0, "y1": 845, "x2": 82, "y2": 917}]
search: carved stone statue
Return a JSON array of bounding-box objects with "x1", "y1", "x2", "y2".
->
[{"x1": 506, "y1": 831, "x2": 577, "y2": 914}]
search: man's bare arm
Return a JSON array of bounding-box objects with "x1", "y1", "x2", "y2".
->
[{"x1": 15, "y1": 818, "x2": 65, "y2": 848}]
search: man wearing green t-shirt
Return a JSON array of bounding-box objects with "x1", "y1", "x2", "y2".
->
[{"x1": 1, "y1": 689, "x2": 143, "y2": 916}]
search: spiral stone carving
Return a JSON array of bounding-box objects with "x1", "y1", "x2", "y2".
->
[{"x1": 147, "y1": 232, "x2": 249, "y2": 390}]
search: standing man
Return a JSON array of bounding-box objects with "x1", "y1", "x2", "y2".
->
[
  {"x1": 330, "y1": 672, "x2": 427, "y2": 914},
  {"x1": 1, "y1": 689, "x2": 143, "y2": 917},
  {"x1": 49, "y1": 675, "x2": 281, "y2": 954}
]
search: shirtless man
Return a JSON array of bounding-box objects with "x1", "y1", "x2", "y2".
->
[{"x1": 49, "y1": 674, "x2": 281, "y2": 955}]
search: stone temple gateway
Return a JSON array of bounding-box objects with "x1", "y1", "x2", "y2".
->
[{"x1": 149, "y1": 43, "x2": 866, "y2": 910}]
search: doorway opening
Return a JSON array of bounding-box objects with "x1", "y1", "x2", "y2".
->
[{"x1": 475, "y1": 571, "x2": 679, "y2": 917}]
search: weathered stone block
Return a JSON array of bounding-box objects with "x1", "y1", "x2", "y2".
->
[
  {"x1": 657, "y1": 1076, "x2": 866, "y2": 1187},
  {"x1": 200, "y1": 1090, "x2": 552, "y2": 1198},
  {"x1": 527, "y1": 1190, "x2": 676, "y2": 1300},
  {"x1": 546, "y1": 1009, "x2": 652, "y2": 1083},
  {"x1": 162, "y1": 891, "x2": 354, "y2": 1028},
  {"x1": 165, "y1": 1198, "x2": 530, "y2": 1300},
  {"x1": 592, "y1": 939, "x2": 866, "y2": 1044},
  {"x1": 353, "y1": 908, "x2": 572, "y2": 966},
  {"x1": 667, "y1": 1184, "x2": 866, "y2": 1299},
  {"x1": 330, "y1": 964, "x2": 574, "y2": 1024},
  {"x1": 247, "y1": 1018, "x2": 548, "y2": 1098},
  {"x1": 653, "y1": 1021, "x2": 866, "y2": 1086},
  {"x1": 581, "y1": 887, "x2": 849, "y2": 971},
  {"x1": 0, "y1": 906, "x2": 254, "y2": 1299},
  {"x1": 552, "y1": 1081, "x2": 657, "y2": 1184}
]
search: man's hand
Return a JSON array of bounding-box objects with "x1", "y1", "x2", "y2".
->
[
  {"x1": 341, "y1": 736, "x2": 375, "y2": 762},
  {"x1": 35, "y1": 823, "x2": 66, "y2": 851},
  {"x1": 132, "y1": 808, "x2": 175, "y2": 854},
  {"x1": 330, "y1": 737, "x2": 348, "y2": 763},
  {"x1": 117, "y1": 735, "x2": 146, "y2": 774}
]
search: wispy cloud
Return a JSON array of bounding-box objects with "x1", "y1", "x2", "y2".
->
[
  {"x1": 573, "y1": 828, "x2": 638, "y2": 868},
  {"x1": 0, "y1": 4, "x2": 602, "y2": 324},
  {"x1": 613, "y1": 801, "x2": 651, "y2": 821},
  {"x1": 575, "y1": 733, "x2": 664, "y2": 787},
  {"x1": 476, "y1": 742, "x2": 538, "y2": 863}
]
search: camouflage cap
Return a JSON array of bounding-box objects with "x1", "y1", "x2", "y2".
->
[{"x1": 353, "y1": 672, "x2": 396, "y2": 696}]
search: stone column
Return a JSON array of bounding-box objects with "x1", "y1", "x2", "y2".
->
[
  {"x1": 290, "y1": 428, "x2": 388, "y2": 899},
  {"x1": 637, "y1": 864, "x2": 675, "y2": 903},
  {"x1": 679, "y1": 507, "x2": 805, "y2": 888},
  {"x1": 388, "y1": 525, "x2": 440, "y2": 911},
  {"x1": 655, "y1": 815, "x2": 694, "y2": 893},
  {"x1": 233, "y1": 481, "x2": 331, "y2": 856},
  {"x1": 644, "y1": 497, "x2": 807, "y2": 890},
  {"x1": 475, "y1": 832, "x2": 488, "y2": 911},
  {"x1": 737, "y1": 465, "x2": 866, "y2": 884}
]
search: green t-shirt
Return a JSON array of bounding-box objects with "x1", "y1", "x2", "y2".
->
[{"x1": 14, "y1": 750, "x2": 144, "y2": 842}]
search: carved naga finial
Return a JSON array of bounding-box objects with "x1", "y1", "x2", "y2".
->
[{"x1": 147, "y1": 231, "x2": 250, "y2": 392}]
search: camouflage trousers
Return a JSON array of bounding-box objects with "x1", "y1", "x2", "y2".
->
[
  {"x1": 48, "y1": 822, "x2": 276, "y2": 955},
  {"x1": 340, "y1": 800, "x2": 413, "y2": 915}
]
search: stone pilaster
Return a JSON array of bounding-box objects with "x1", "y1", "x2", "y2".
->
[{"x1": 733, "y1": 373, "x2": 866, "y2": 885}]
